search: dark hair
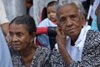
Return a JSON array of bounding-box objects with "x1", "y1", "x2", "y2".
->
[
  {"x1": 47, "y1": 1, "x2": 58, "y2": 7},
  {"x1": 9, "y1": 15, "x2": 36, "y2": 36}
]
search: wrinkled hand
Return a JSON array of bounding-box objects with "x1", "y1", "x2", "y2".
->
[
  {"x1": 56, "y1": 25, "x2": 67, "y2": 49},
  {"x1": 6, "y1": 34, "x2": 12, "y2": 45}
]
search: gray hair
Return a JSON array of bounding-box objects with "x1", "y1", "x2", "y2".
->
[{"x1": 56, "y1": 0, "x2": 86, "y2": 23}]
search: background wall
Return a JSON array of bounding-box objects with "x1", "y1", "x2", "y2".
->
[{"x1": 2, "y1": 0, "x2": 26, "y2": 22}]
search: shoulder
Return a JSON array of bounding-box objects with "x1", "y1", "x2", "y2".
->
[
  {"x1": 86, "y1": 30, "x2": 100, "y2": 41},
  {"x1": 35, "y1": 46, "x2": 51, "y2": 58},
  {"x1": 37, "y1": 18, "x2": 50, "y2": 27},
  {"x1": 69, "y1": 30, "x2": 100, "y2": 67},
  {"x1": 33, "y1": 46, "x2": 51, "y2": 67},
  {"x1": 83, "y1": 30, "x2": 100, "y2": 56},
  {"x1": 37, "y1": 46, "x2": 50, "y2": 53},
  {"x1": 40, "y1": 18, "x2": 50, "y2": 23},
  {"x1": 85, "y1": 30, "x2": 100, "y2": 48}
]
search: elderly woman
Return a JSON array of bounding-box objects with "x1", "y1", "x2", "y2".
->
[
  {"x1": 9, "y1": 15, "x2": 50, "y2": 67},
  {"x1": 50, "y1": 0, "x2": 100, "y2": 67}
]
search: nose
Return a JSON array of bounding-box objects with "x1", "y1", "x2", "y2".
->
[
  {"x1": 66, "y1": 18, "x2": 73, "y2": 27},
  {"x1": 12, "y1": 35, "x2": 18, "y2": 42}
]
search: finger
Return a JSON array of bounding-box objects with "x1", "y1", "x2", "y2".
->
[
  {"x1": 56, "y1": 26, "x2": 61, "y2": 35},
  {"x1": 61, "y1": 24, "x2": 66, "y2": 38},
  {"x1": 57, "y1": 23, "x2": 60, "y2": 27}
]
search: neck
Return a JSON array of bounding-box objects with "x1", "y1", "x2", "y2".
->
[
  {"x1": 20, "y1": 44, "x2": 37, "y2": 57},
  {"x1": 71, "y1": 34, "x2": 79, "y2": 46}
]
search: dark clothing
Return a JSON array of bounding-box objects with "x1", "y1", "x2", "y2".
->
[
  {"x1": 9, "y1": 46, "x2": 50, "y2": 67},
  {"x1": 50, "y1": 30, "x2": 100, "y2": 67}
]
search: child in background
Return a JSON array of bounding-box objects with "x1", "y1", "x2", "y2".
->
[{"x1": 37, "y1": 1, "x2": 58, "y2": 49}]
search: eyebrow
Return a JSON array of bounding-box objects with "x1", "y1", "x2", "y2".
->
[{"x1": 9, "y1": 31, "x2": 23, "y2": 34}]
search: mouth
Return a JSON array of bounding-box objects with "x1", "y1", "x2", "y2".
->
[
  {"x1": 50, "y1": 17, "x2": 54, "y2": 20},
  {"x1": 68, "y1": 28, "x2": 76, "y2": 33},
  {"x1": 13, "y1": 44, "x2": 21, "y2": 47}
]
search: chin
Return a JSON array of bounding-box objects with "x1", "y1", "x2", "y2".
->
[
  {"x1": 68, "y1": 32, "x2": 78, "y2": 37},
  {"x1": 13, "y1": 47, "x2": 21, "y2": 51}
]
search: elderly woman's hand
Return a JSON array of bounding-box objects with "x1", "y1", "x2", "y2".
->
[
  {"x1": 56, "y1": 25, "x2": 67, "y2": 49},
  {"x1": 6, "y1": 33, "x2": 12, "y2": 45}
]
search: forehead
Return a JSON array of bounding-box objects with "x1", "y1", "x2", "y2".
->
[
  {"x1": 57, "y1": 4, "x2": 79, "y2": 17},
  {"x1": 47, "y1": 6, "x2": 56, "y2": 11},
  {"x1": 9, "y1": 23, "x2": 28, "y2": 33}
]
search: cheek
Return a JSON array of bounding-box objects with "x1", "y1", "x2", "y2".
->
[
  {"x1": 20, "y1": 37, "x2": 30, "y2": 46},
  {"x1": 47, "y1": 14, "x2": 50, "y2": 18},
  {"x1": 53, "y1": 14, "x2": 56, "y2": 18}
]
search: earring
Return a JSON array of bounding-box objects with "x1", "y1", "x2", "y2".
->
[{"x1": 30, "y1": 43, "x2": 32, "y2": 47}]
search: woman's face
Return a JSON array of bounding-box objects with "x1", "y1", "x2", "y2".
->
[
  {"x1": 57, "y1": 4, "x2": 85, "y2": 39},
  {"x1": 9, "y1": 23, "x2": 34, "y2": 51}
]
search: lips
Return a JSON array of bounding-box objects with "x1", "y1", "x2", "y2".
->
[
  {"x1": 50, "y1": 17, "x2": 54, "y2": 20},
  {"x1": 13, "y1": 44, "x2": 21, "y2": 47},
  {"x1": 68, "y1": 28, "x2": 75, "y2": 32}
]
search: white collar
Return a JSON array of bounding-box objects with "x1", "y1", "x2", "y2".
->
[
  {"x1": 55, "y1": 25, "x2": 91, "y2": 52},
  {"x1": 74, "y1": 25, "x2": 91, "y2": 50}
]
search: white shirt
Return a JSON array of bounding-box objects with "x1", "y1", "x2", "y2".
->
[
  {"x1": 55, "y1": 25, "x2": 91, "y2": 62},
  {"x1": 37, "y1": 18, "x2": 57, "y2": 27},
  {"x1": 80, "y1": 0, "x2": 87, "y2": 3},
  {"x1": 0, "y1": 0, "x2": 9, "y2": 25}
]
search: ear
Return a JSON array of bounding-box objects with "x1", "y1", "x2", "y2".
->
[
  {"x1": 30, "y1": 32, "x2": 36, "y2": 43},
  {"x1": 81, "y1": 13, "x2": 86, "y2": 26}
]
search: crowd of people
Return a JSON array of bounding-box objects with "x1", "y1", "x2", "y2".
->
[{"x1": 1, "y1": 0, "x2": 100, "y2": 67}]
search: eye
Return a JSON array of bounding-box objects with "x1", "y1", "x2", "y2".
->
[
  {"x1": 47, "y1": 12, "x2": 50, "y2": 14},
  {"x1": 18, "y1": 34, "x2": 22, "y2": 37},
  {"x1": 9, "y1": 32, "x2": 13, "y2": 37},
  {"x1": 60, "y1": 18, "x2": 65, "y2": 22},
  {"x1": 17, "y1": 33, "x2": 23, "y2": 37},
  {"x1": 70, "y1": 15, "x2": 77, "y2": 21},
  {"x1": 71, "y1": 15, "x2": 76, "y2": 18},
  {"x1": 60, "y1": 18, "x2": 66, "y2": 24}
]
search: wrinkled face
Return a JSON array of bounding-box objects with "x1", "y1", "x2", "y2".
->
[
  {"x1": 9, "y1": 23, "x2": 34, "y2": 51},
  {"x1": 57, "y1": 4, "x2": 85, "y2": 38},
  {"x1": 47, "y1": 6, "x2": 57, "y2": 22}
]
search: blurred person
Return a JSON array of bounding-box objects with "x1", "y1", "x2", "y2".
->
[
  {"x1": 37, "y1": 1, "x2": 58, "y2": 49},
  {"x1": 9, "y1": 15, "x2": 50, "y2": 67},
  {"x1": 26, "y1": 0, "x2": 33, "y2": 14},
  {"x1": 91, "y1": 0, "x2": 99, "y2": 20},
  {"x1": 50, "y1": 0, "x2": 100, "y2": 67},
  {"x1": 0, "y1": 0, "x2": 12, "y2": 67},
  {"x1": 91, "y1": 1, "x2": 100, "y2": 31}
]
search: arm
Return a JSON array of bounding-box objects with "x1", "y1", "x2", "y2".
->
[
  {"x1": 0, "y1": 1, "x2": 11, "y2": 45},
  {"x1": 56, "y1": 26, "x2": 72, "y2": 67},
  {"x1": 55, "y1": 28, "x2": 100, "y2": 67},
  {"x1": 96, "y1": 4, "x2": 100, "y2": 31},
  {"x1": 1, "y1": 23, "x2": 11, "y2": 45},
  {"x1": 1, "y1": 22, "x2": 9, "y2": 35}
]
